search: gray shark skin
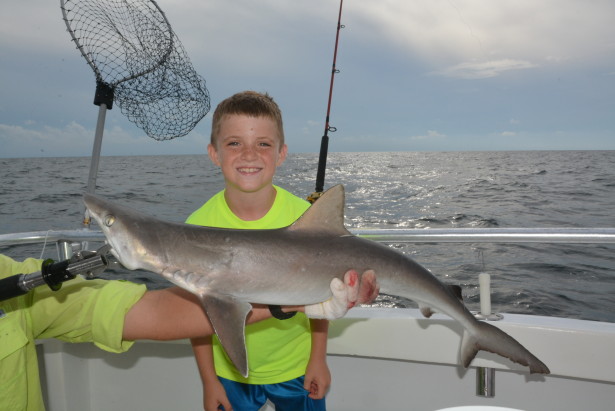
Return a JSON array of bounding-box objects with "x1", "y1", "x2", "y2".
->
[{"x1": 83, "y1": 185, "x2": 549, "y2": 377}]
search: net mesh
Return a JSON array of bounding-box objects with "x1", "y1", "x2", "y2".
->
[{"x1": 61, "y1": 0, "x2": 210, "y2": 140}]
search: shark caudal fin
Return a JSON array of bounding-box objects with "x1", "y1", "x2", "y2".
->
[{"x1": 460, "y1": 321, "x2": 550, "y2": 374}]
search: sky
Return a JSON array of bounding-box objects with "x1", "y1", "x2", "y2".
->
[{"x1": 1, "y1": 0, "x2": 614, "y2": 158}]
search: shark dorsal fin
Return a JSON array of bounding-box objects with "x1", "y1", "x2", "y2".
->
[{"x1": 289, "y1": 184, "x2": 351, "y2": 236}]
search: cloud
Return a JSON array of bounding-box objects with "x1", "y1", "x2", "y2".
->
[
  {"x1": 334, "y1": 130, "x2": 447, "y2": 152},
  {"x1": 349, "y1": 0, "x2": 615, "y2": 70},
  {"x1": 301, "y1": 120, "x2": 322, "y2": 135},
  {"x1": 432, "y1": 59, "x2": 537, "y2": 79},
  {"x1": 0, "y1": 121, "x2": 208, "y2": 158},
  {"x1": 412, "y1": 130, "x2": 446, "y2": 140},
  {"x1": 0, "y1": 122, "x2": 111, "y2": 156},
  {"x1": 0, "y1": 3, "x2": 70, "y2": 52},
  {"x1": 0, "y1": 122, "x2": 88, "y2": 157},
  {"x1": 2, "y1": 0, "x2": 615, "y2": 157}
]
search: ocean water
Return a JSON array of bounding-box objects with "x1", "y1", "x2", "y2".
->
[{"x1": 1, "y1": 151, "x2": 614, "y2": 322}]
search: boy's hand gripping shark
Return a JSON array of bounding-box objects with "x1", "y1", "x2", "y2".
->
[{"x1": 83, "y1": 185, "x2": 549, "y2": 377}]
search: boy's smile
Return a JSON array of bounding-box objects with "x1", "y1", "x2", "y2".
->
[{"x1": 208, "y1": 114, "x2": 287, "y2": 198}]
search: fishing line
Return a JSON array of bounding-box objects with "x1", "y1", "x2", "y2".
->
[
  {"x1": 308, "y1": 0, "x2": 345, "y2": 203},
  {"x1": 39, "y1": 230, "x2": 51, "y2": 259},
  {"x1": 447, "y1": 0, "x2": 487, "y2": 60}
]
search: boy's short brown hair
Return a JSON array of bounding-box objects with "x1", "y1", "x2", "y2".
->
[{"x1": 210, "y1": 91, "x2": 284, "y2": 148}]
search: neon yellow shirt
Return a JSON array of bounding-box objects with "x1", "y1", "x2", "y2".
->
[
  {"x1": 0, "y1": 254, "x2": 146, "y2": 410},
  {"x1": 186, "y1": 186, "x2": 312, "y2": 384}
]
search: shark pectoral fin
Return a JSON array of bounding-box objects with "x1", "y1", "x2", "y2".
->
[{"x1": 198, "y1": 292, "x2": 253, "y2": 378}]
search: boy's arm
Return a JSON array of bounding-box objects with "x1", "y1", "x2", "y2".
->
[
  {"x1": 302, "y1": 270, "x2": 379, "y2": 399},
  {"x1": 304, "y1": 319, "x2": 331, "y2": 399},
  {"x1": 191, "y1": 336, "x2": 232, "y2": 411}
]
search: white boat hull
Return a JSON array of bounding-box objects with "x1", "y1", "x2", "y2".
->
[{"x1": 37, "y1": 307, "x2": 615, "y2": 411}]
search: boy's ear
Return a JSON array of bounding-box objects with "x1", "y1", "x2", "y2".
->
[
  {"x1": 277, "y1": 144, "x2": 288, "y2": 166},
  {"x1": 207, "y1": 144, "x2": 221, "y2": 166}
]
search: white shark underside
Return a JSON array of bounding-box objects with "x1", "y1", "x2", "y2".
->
[{"x1": 83, "y1": 185, "x2": 549, "y2": 377}]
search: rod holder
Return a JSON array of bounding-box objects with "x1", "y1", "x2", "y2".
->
[
  {"x1": 476, "y1": 366, "x2": 495, "y2": 397},
  {"x1": 472, "y1": 273, "x2": 503, "y2": 321},
  {"x1": 57, "y1": 240, "x2": 77, "y2": 261},
  {"x1": 473, "y1": 272, "x2": 501, "y2": 397}
]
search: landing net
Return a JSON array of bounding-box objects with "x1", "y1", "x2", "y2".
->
[{"x1": 60, "y1": 0, "x2": 210, "y2": 140}]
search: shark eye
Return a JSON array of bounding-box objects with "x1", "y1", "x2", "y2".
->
[{"x1": 104, "y1": 214, "x2": 116, "y2": 227}]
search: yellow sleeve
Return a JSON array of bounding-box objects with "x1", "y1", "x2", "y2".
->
[
  {"x1": 2, "y1": 253, "x2": 147, "y2": 352},
  {"x1": 29, "y1": 277, "x2": 146, "y2": 353},
  {"x1": 0, "y1": 254, "x2": 42, "y2": 277}
]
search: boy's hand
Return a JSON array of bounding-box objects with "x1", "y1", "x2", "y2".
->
[
  {"x1": 304, "y1": 270, "x2": 379, "y2": 319},
  {"x1": 304, "y1": 356, "x2": 331, "y2": 399},
  {"x1": 202, "y1": 378, "x2": 232, "y2": 411}
]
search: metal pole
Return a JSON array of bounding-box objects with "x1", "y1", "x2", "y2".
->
[
  {"x1": 476, "y1": 366, "x2": 495, "y2": 397},
  {"x1": 86, "y1": 103, "x2": 107, "y2": 195},
  {"x1": 83, "y1": 103, "x2": 108, "y2": 227}
]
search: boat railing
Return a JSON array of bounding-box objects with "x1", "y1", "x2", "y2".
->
[
  {"x1": 2, "y1": 227, "x2": 615, "y2": 246},
  {"x1": 0, "y1": 230, "x2": 105, "y2": 247},
  {"x1": 1, "y1": 227, "x2": 615, "y2": 261},
  {"x1": 353, "y1": 227, "x2": 615, "y2": 243}
]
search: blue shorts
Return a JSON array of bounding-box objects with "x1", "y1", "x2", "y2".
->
[{"x1": 218, "y1": 375, "x2": 326, "y2": 411}]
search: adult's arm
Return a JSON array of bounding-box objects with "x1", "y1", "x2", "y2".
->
[
  {"x1": 122, "y1": 269, "x2": 380, "y2": 341},
  {"x1": 122, "y1": 287, "x2": 280, "y2": 340}
]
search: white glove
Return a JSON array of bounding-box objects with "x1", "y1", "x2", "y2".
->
[{"x1": 304, "y1": 270, "x2": 361, "y2": 320}]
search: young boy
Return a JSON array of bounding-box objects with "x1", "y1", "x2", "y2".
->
[{"x1": 186, "y1": 91, "x2": 332, "y2": 410}]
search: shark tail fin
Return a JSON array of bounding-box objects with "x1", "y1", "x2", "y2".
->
[
  {"x1": 461, "y1": 321, "x2": 550, "y2": 374},
  {"x1": 460, "y1": 329, "x2": 480, "y2": 368}
]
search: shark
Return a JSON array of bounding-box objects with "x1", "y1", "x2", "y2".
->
[{"x1": 83, "y1": 185, "x2": 549, "y2": 377}]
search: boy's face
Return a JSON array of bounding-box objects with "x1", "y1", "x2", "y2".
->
[{"x1": 208, "y1": 114, "x2": 287, "y2": 195}]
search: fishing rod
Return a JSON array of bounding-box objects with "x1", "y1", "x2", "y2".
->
[
  {"x1": 308, "y1": 0, "x2": 344, "y2": 203},
  {"x1": 0, "y1": 245, "x2": 110, "y2": 302}
]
